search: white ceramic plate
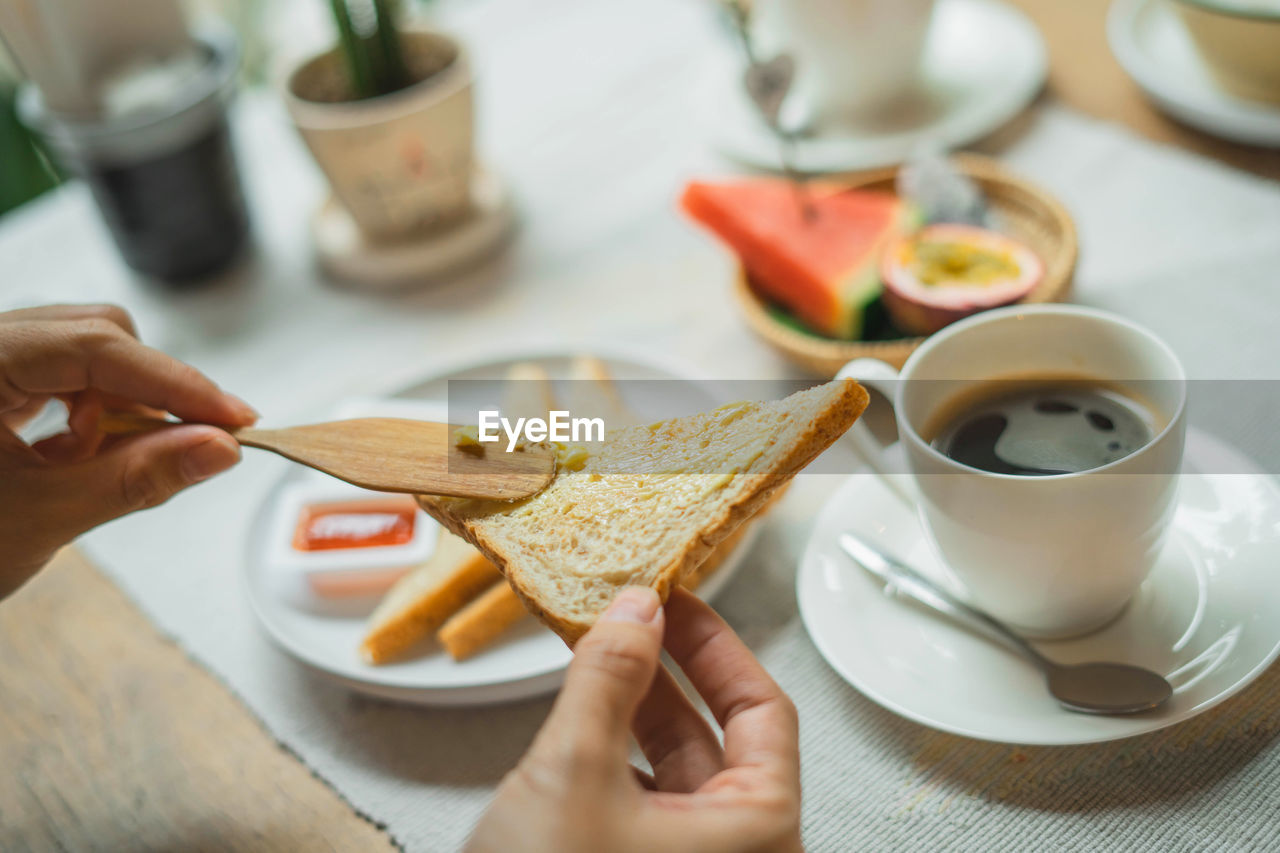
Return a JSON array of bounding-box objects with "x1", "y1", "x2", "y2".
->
[
  {"x1": 1109, "y1": 0, "x2": 1280, "y2": 147},
  {"x1": 245, "y1": 349, "x2": 759, "y2": 706},
  {"x1": 798, "y1": 428, "x2": 1280, "y2": 745},
  {"x1": 708, "y1": 0, "x2": 1047, "y2": 173}
]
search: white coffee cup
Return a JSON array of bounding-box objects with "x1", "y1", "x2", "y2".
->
[
  {"x1": 838, "y1": 305, "x2": 1187, "y2": 639},
  {"x1": 752, "y1": 0, "x2": 937, "y2": 129}
]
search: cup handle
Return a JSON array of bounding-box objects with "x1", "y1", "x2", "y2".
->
[{"x1": 836, "y1": 358, "x2": 916, "y2": 507}]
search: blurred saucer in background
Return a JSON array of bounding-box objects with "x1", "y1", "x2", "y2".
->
[{"x1": 1109, "y1": 0, "x2": 1280, "y2": 147}]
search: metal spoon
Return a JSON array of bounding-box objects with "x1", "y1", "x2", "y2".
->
[{"x1": 839, "y1": 533, "x2": 1173, "y2": 715}]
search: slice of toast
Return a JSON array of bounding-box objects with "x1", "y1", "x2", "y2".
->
[
  {"x1": 418, "y1": 379, "x2": 868, "y2": 643},
  {"x1": 437, "y1": 581, "x2": 532, "y2": 661},
  {"x1": 431, "y1": 356, "x2": 786, "y2": 659}
]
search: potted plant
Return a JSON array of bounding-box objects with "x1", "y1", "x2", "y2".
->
[{"x1": 284, "y1": 0, "x2": 474, "y2": 243}]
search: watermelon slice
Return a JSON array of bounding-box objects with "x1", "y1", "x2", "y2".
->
[{"x1": 681, "y1": 179, "x2": 919, "y2": 339}]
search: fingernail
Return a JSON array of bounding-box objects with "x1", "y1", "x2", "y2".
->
[
  {"x1": 181, "y1": 435, "x2": 241, "y2": 483},
  {"x1": 601, "y1": 586, "x2": 661, "y2": 624},
  {"x1": 227, "y1": 394, "x2": 260, "y2": 423}
]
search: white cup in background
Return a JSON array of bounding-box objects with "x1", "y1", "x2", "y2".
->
[
  {"x1": 838, "y1": 305, "x2": 1188, "y2": 639},
  {"x1": 752, "y1": 0, "x2": 937, "y2": 130}
]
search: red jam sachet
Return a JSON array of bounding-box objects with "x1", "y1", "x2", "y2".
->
[{"x1": 293, "y1": 496, "x2": 418, "y2": 552}]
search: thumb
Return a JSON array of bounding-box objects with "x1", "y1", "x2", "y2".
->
[
  {"x1": 534, "y1": 587, "x2": 665, "y2": 770},
  {"x1": 47, "y1": 425, "x2": 241, "y2": 537}
]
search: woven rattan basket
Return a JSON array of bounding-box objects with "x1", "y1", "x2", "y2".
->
[{"x1": 732, "y1": 154, "x2": 1078, "y2": 376}]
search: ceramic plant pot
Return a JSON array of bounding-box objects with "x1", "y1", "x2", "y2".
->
[{"x1": 285, "y1": 29, "x2": 474, "y2": 241}]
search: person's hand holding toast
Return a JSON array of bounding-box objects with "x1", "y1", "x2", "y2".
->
[
  {"x1": 467, "y1": 587, "x2": 804, "y2": 853},
  {"x1": 0, "y1": 304, "x2": 257, "y2": 599}
]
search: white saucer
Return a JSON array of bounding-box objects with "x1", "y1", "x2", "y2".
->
[
  {"x1": 798, "y1": 428, "x2": 1280, "y2": 745},
  {"x1": 709, "y1": 0, "x2": 1047, "y2": 173},
  {"x1": 311, "y1": 169, "x2": 516, "y2": 290},
  {"x1": 1109, "y1": 0, "x2": 1280, "y2": 147},
  {"x1": 244, "y1": 349, "x2": 758, "y2": 706}
]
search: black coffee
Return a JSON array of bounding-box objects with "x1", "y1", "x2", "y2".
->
[{"x1": 928, "y1": 379, "x2": 1158, "y2": 476}]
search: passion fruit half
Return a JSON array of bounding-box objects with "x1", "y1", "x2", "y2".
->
[{"x1": 880, "y1": 224, "x2": 1044, "y2": 336}]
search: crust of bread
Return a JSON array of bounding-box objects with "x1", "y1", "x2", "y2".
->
[
  {"x1": 682, "y1": 484, "x2": 788, "y2": 591},
  {"x1": 418, "y1": 380, "x2": 868, "y2": 645}
]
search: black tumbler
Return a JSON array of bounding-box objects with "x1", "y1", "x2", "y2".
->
[{"x1": 19, "y1": 29, "x2": 249, "y2": 285}]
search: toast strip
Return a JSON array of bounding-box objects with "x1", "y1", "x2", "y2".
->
[
  {"x1": 359, "y1": 534, "x2": 501, "y2": 664},
  {"x1": 567, "y1": 355, "x2": 640, "y2": 429},
  {"x1": 502, "y1": 362, "x2": 557, "y2": 424},
  {"x1": 437, "y1": 581, "x2": 531, "y2": 661}
]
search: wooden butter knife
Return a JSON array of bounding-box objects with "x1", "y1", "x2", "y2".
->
[{"x1": 99, "y1": 412, "x2": 555, "y2": 501}]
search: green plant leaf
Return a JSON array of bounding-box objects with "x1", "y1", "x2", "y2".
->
[
  {"x1": 0, "y1": 85, "x2": 60, "y2": 217},
  {"x1": 329, "y1": 0, "x2": 410, "y2": 98},
  {"x1": 330, "y1": 0, "x2": 374, "y2": 98},
  {"x1": 371, "y1": 0, "x2": 409, "y2": 94}
]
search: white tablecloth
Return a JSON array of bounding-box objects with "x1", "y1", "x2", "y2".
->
[{"x1": 4, "y1": 0, "x2": 1280, "y2": 849}]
